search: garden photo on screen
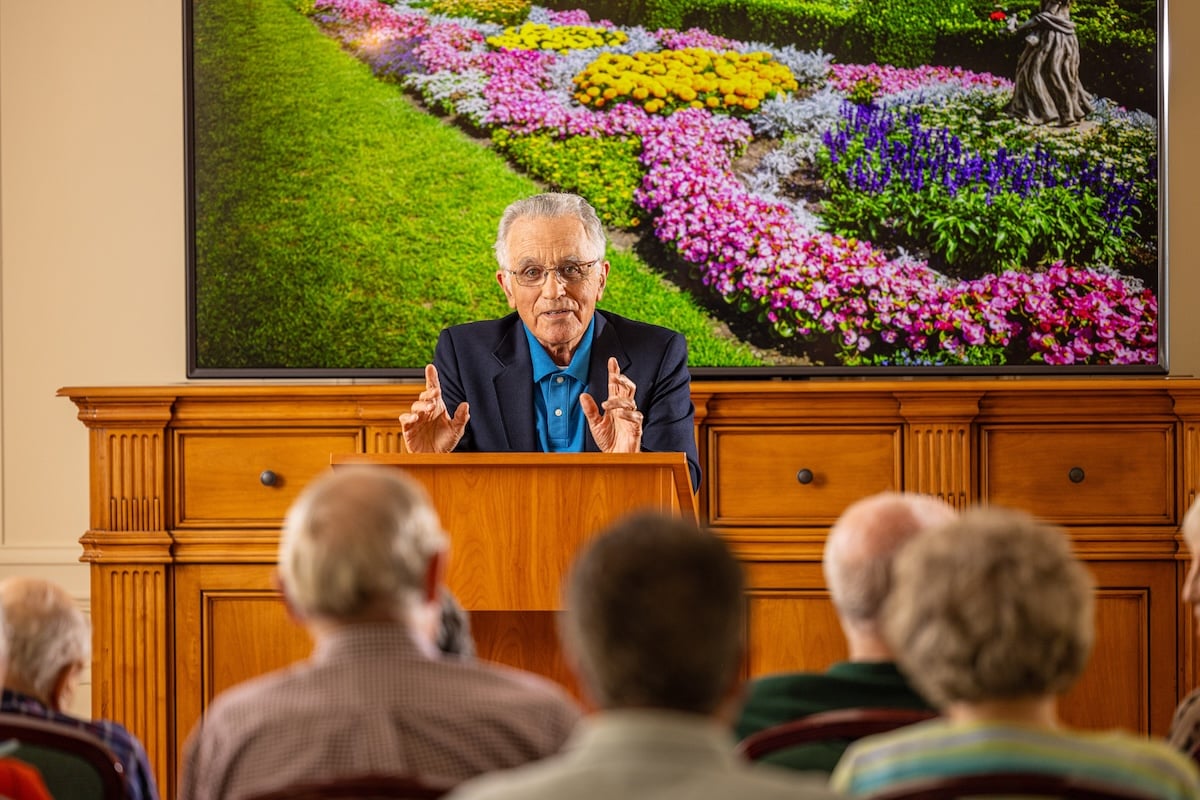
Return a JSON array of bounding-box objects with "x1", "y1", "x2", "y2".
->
[{"x1": 190, "y1": 0, "x2": 1160, "y2": 372}]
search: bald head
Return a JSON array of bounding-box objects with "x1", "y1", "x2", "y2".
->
[{"x1": 824, "y1": 493, "x2": 957, "y2": 628}]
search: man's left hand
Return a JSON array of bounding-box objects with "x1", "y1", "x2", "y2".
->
[{"x1": 581, "y1": 357, "x2": 643, "y2": 454}]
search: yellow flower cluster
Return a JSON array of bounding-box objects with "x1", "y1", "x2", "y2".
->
[
  {"x1": 487, "y1": 22, "x2": 629, "y2": 54},
  {"x1": 428, "y1": 0, "x2": 528, "y2": 25},
  {"x1": 572, "y1": 48, "x2": 798, "y2": 115}
]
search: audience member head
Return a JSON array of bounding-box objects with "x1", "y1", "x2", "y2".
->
[
  {"x1": 0, "y1": 577, "x2": 90, "y2": 712},
  {"x1": 883, "y1": 507, "x2": 1094, "y2": 712},
  {"x1": 277, "y1": 466, "x2": 448, "y2": 628},
  {"x1": 1181, "y1": 499, "x2": 1200, "y2": 620},
  {"x1": 823, "y1": 492, "x2": 957, "y2": 658},
  {"x1": 560, "y1": 512, "x2": 744, "y2": 718}
]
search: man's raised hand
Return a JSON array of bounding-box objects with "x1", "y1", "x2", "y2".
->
[
  {"x1": 580, "y1": 357, "x2": 643, "y2": 454},
  {"x1": 399, "y1": 364, "x2": 470, "y2": 453}
]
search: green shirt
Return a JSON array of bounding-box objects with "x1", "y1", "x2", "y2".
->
[{"x1": 734, "y1": 661, "x2": 931, "y2": 773}]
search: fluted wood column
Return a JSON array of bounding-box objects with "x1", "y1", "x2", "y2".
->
[
  {"x1": 70, "y1": 394, "x2": 174, "y2": 796},
  {"x1": 359, "y1": 397, "x2": 409, "y2": 454},
  {"x1": 896, "y1": 391, "x2": 982, "y2": 509}
]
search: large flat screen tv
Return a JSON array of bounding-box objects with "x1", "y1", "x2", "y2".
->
[{"x1": 185, "y1": 0, "x2": 1166, "y2": 378}]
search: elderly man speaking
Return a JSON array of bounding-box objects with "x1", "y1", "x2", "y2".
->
[{"x1": 399, "y1": 192, "x2": 700, "y2": 490}]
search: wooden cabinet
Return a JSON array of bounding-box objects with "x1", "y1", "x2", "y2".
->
[{"x1": 60, "y1": 379, "x2": 1200, "y2": 798}]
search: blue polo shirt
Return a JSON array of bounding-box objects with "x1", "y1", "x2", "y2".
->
[{"x1": 524, "y1": 319, "x2": 594, "y2": 452}]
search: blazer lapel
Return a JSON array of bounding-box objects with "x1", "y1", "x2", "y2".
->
[{"x1": 492, "y1": 319, "x2": 539, "y2": 452}]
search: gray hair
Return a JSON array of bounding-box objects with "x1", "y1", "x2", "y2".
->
[
  {"x1": 883, "y1": 507, "x2": 1094, "y2": 708},
  {"x1": 493, "y1": 192, "x2": 606, "y2": 270},
  {"x1": 560, "y1": 512, "x2": 744, "y2": 714},
  {"x1": 823, "y1": 492, "x2": 957, "y2": 624},
  {"x1": 279, "y1": 466, "x2": 448, "y2": 621},
  {"x1": 0, "y1": 578, "x2": 90, "y2": 703}
]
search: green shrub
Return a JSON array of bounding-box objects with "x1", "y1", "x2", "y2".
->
[
  {"x1": 678, "y1": 0, "x2": 857, "y2": 56},
  {"x1": 847, "y1": 0, "x2": 940, "y2": 67}
]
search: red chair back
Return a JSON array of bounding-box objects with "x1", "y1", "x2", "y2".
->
[
  {"x1": 735, "y1": 707, "x2": 936, "y2": 761},
  {"x1": 0, "y1": 713, "x2": 129, "y2": 800}
]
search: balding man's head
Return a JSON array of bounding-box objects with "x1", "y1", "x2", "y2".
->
[
  {"x1": 278, "y1": 466, "x2": 448, "y2": 624},
  {"x1": 824, "y1": 493, "x2": 957, "y2": 628}
]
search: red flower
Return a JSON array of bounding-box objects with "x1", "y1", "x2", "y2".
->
[{"x1": 990, "y1": 10, "x2": 1007, "y2": 21}]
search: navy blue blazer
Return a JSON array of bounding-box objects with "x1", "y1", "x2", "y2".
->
[{"x1": 432, "y1": 310, "x2": 701, "y2": 491}]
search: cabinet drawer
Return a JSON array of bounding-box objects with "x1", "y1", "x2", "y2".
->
[
  {"x1": 708, "y1": 426, "x2": 901, "y2": 527},
  {"x1": 980, "y1": 425, "x2": 1174, "y2": 525},
  {"x1": 174, "y1": 429, "x2": 363, "y2": 527}
]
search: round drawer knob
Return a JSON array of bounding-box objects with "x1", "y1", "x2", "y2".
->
[
  {"x1": 259, "y1": 470, "x2": 279, "y2": 487},
  {"x1": 796, "y1": 468, "x2": 814, "y2": 485},
  {"x1": 1067, "y1": 467, "x2": 1085, "y2": 484}
]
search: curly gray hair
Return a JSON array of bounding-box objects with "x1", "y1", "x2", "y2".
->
[{"x1": 883, "y1": 507, "x2": 1094, "y2": 708}]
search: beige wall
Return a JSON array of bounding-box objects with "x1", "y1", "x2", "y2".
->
[{"x1": 0, "y1": 0, "x2": 1197, "y2": 715}]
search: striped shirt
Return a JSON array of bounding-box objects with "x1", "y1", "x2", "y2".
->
[
  {"x1": 179, "y1": 623, "x2": 581, "y2": 800},
  {"x1": 830, "y1": 718, "x2": 1200, "y2": 799},
  {"x1": 1170, "y1": 688, "x2": 1200, "y2": 755}
]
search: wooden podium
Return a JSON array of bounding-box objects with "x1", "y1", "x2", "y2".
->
[{"x1": 331, "y1": 451, "x2": 697, "y2": 691}]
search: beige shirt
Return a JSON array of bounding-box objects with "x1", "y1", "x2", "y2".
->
[
  {"x1": 179, "y1": 623, "x2": 581, "y2": 800},
  {"x1": 447, "y1": 710, "x2": 844, "y2": 800}
]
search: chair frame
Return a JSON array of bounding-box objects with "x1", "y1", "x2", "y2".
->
[
  {"x1": 735, "y1": 707, "x2": 937, "y2": 761},
  {"x1": 243, "y1": 772, "x2": 456, "y2": 800},
  {"x1": 0, "y1": 712, "x2": 128, "y2": 799}
]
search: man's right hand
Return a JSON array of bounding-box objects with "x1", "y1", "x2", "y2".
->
[{"x1": 399, "y1": 364, "x2": 470, "y2": 453}]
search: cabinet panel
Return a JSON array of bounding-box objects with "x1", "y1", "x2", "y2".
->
[
  {"x1": 980, "y1": 425, "x2": 1174, "y2": 525},
  {"x1": 1059, "y1": 560, "x2": 1177, "y2": 736},
  {"x1": 709, "y1": 427, "x2": 902, "y2": 527},
  {"x1": 174, "y1": 429, "x2": 362, "y2": 527}
]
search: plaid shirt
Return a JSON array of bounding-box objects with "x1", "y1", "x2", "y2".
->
[
  {"x1": 179, "y1": 623, "x2": 582, "y2": 800},
  {"x1": 0, "y1": 688, "x2": 159, "y2": 800}
]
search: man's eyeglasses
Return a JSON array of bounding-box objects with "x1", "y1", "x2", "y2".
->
[{"x1": 505, "y1": 259, "x2": 599, "y2": 287}]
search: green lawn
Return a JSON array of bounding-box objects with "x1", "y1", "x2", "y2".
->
[{"x1": 192, "y1": 0, "x2": 760, "y2": 370}]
